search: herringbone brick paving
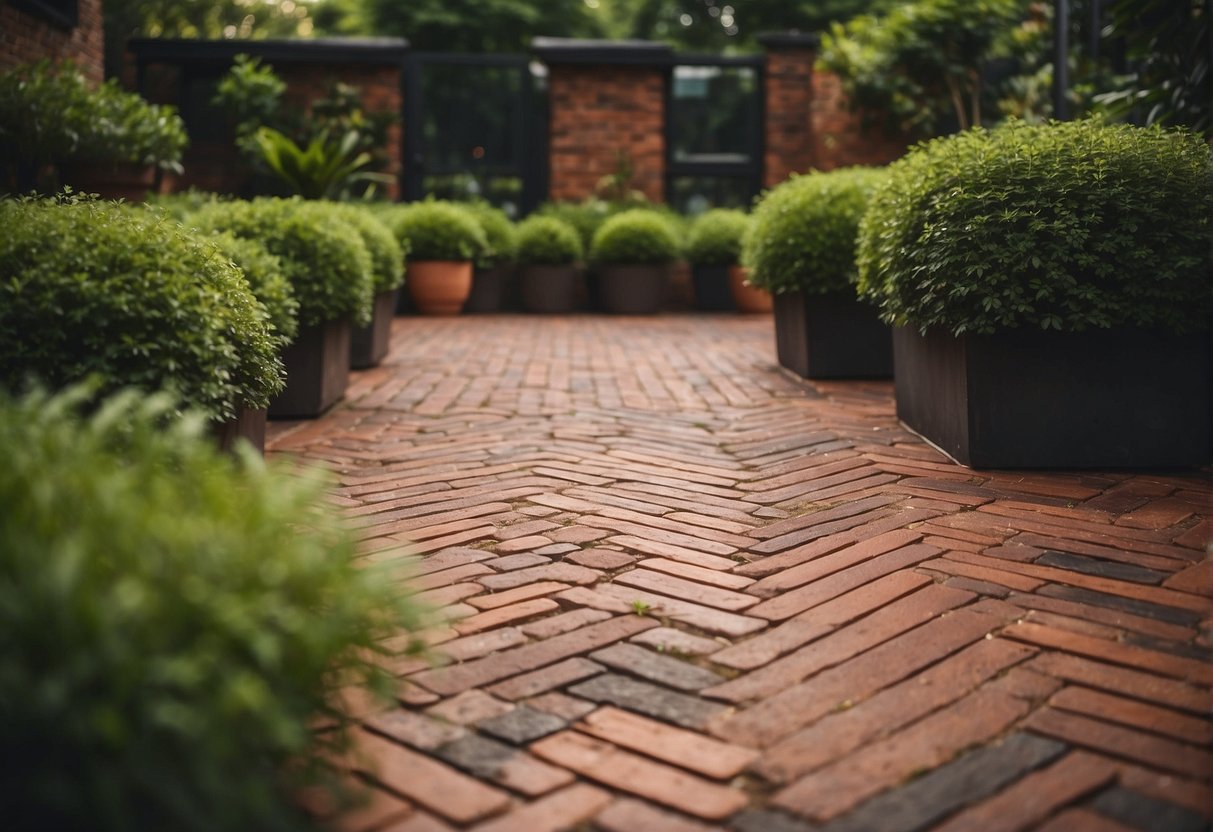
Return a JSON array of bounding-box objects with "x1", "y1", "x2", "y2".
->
[{"x1": 268, "y1": 315, "x2": 1213, "y2": 832}]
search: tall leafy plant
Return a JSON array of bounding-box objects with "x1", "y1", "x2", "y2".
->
[{"x1": 250, "y1": 127, "x2": 391, "y2": 200}]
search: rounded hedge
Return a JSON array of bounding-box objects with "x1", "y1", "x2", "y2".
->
[
  {"x1": 463, "y1": 202, "x2": 518, "y2": 268},
  {"x1": 744, "y1": 168, "x2": 886, "y2": 294},
  {"x1": 515, "y1": 215, "x2": 583, "y2": 266},
  {"x1": 390, "y1": 200, "x2": 487, "y2": 262},
  {"x1": 329, "y1": 204, "x2": 405, "y2": 294},
  {"x1": 685, "y1": 208, "x2": 751, "y2": 267},
  {"x1": 0, "y1": 199, "x2": 283, "y2": 422},
  {"x1": 857, "y1": 119, "x2": 1213, "y2": 335},
  {"x1": 0, "y1": 385, "x2": 428, "y2": 832},
  {"x1": 589, "y1": 209, "x2": 681, "y2": 265},
  {"x1": 192, "y1": 198, "x2": 375, "y2": 330},
  {"x1": 205, "y1": 231, "x2": 299, "y2": 345}
]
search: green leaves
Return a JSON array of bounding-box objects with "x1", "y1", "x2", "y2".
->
[
  {"x1": 589, "y1": 209, "x2": 682, "y2": 265},
  {"x1": 462, "y1": 202, "x2": 519, "y2": 268},
  {"x1": 388, "y1": 200, "x2": 488, "y2": 263},
  {"x1": 250, "y1": 127, "x2": 390, "y2": 201},
  {"x1": 515, "y1": 215, "x2": 582, "y2": 266},
  {"x1": 685, "y1": 209, "x2": 750, "y2": 267}
]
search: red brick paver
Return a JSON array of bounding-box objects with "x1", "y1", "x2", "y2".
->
[{"x1": 268, "y1": 316, "x2": 1213, "y2": 831}]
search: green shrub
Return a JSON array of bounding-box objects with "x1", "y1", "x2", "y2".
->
[
  {"x1": 684, "y1": 209, "x2": 751, "y2": 267},
  {"x1": 463, "y1": 202, "x2": 518, "y2": 268},
  {"x1": 144, "y1": 189, "x2": 231, "y2": 222},
  {"x1": 744, "y1": 168, "x2": 886, "y2": 294},
  {"x1": 515, "y1": 216, "x2": 583, "y2": 266},
  {"x1": 0, "y1": 198, "x2": 283, "y2": 422},
  {"x1": 0, "y1": 385, "x2": 428, "y2": 832},
  {"x1": 857, "y1": 119, "x2": 1213, "y2": 335},
  {"x1": 389, "y1": 200, "x2": 487, "y2": 262},
  {"x1": 589, "y1": 209, "x2": 682, "y2": 265},
  {"x1": 205, "y1": 231, "x2": 299, "y2": 344},
  {"x1": 328, "y1": 204, "x2": 405, "y2": 294},
  {"x1": 192, "y1": 198, "x2": 375, "y2": 329},
  {"x1": 533, "y1": 199, "x2": 623, "y2": 250}
]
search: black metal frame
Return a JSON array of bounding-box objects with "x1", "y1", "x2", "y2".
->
[{"x1": 9, "y1": 0, "x2": 78, "y2": 29}]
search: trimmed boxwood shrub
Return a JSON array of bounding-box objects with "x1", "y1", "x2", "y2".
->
[
  {"x1": 515, "y1": 215, "x2": 583, "y2": 265},
  {"x1": 685, "y1": 209, "x2": 751, "y2": 267},
  {"x1": 192, "y1": 198, "x2": 375, "y2": 329},
  {"x1": 589, "y1": 209, "x2": 681, "y2": 265},
  {"x1": 329, "y1": 204, "x2": 405, "y2": 294},
  {"x1": 389, "y1": 200, "x2": 487, "y2": 262},
  {"x1": 0, "y1": 198, "x2": 283, "y2": 422},
  {"x1": 463, "y1": 202, "x2": 518, "y2": 268},
  {"x1": 857, "y1": 119, "x2": 1213, "y2": 335},
  {"x1": 205, "y1": 231, "x2": 299, "y2": 345},
  {"x1": 533, "y1": 199, "x2": 618, "y2": 251},
  {"x1": 744, "y1": 168, "x2": 886, "y2": 294},
  {"x1": 0, "y1": 385, "x2": 428, "y2": 832}
]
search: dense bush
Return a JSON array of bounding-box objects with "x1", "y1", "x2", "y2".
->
[
  {"x1": 0, "y1": 198, "x2": 282, "y2": 422},
  {"x1": 205, "y1": 231, "x2": 299, "y2": 345},
  {"x1": 144, "y1": 189, "x2": 230, "y2": 222},
  {"x1": 857, "y1": 119, "x2": 1213, "y2": 335},
  {"x1": 684, "y1": 209, "x2": 751, "y2": 267},
  {"x1": 0, "y1": 385, "x2": 427, "y2": 832},
  {"x1": 389, "y1": 200, "x2": 487, "y2": 262},
  {"x1": 329, "y1": 204, "x2": 405, "y2": 294},
  {"x1": 745, "y1": 168, "x2": 886, "y2": 294},
  {"x1": 533, "y1": 199, "x2": 620, "y2": 250},
  {"x1": 192, "y1": 198, "x2": 375, "y2": 329},
  {"x1": 589, "y1": 209, "x2": 681, "y2": 265},
  {"x1": 515, "y1": 216, "x2": 583, "y2": 265},
  {"x1": 463, "y1": 202, "x2": 518, "y2": 268}
]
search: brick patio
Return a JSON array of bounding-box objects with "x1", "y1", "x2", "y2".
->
[{"x1": 268, "y1": 315, "x2": 1212, "y2": 832}]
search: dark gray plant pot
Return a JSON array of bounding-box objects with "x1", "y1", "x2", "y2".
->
[
  {"x1": 213, "y1": 406, "x2": 267, "y2": 455},
  {"x1": 893, "y1": 325, "x2": 1212, "y2": 469},
  {"x1": 774, "y1": 289, "x2": 892, "y2": 379},
  {"x1": 520, "y1": 264, "x2": 581, "y2": 313},
  {"x1": 598, "y1": 264, "x2": 668, "y2": 315},
  {"x1": 351, "y1": 289, "x2": 399, "y2": 369},
  {"x1": 464, "y1": 265, "x2": 511, "y2": 314},
  {"x1": 690, "y1": 264, "x2": 735, "y2": 311},
  {"x1": 269, "y1": 319, "x2": 351, "y2": 419}
]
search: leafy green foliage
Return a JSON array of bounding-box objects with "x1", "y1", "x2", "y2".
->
[
  {"x1": 249, "y1": 127, "x2": 391, "y2": 200},
  {"x1": 329, "y1": 204, "x2": 405, "y2": 293},
  {"x1": 856, "y1": 119, "x2": 1213, "y2": 335},
  {"x1": 389, "y1": 200, "x2": 487, "y2": 262},
  {"x1": 143, "y1": 188, "x2": 231, "y2": 221},
  {"x1": 205, "y1": 231, "x2": 300, "y2": 344},
  {"x1": 533, "y1": 200, "x2": 625, "y2": 251},
  {"x1": 0, "y1": 385, "x2": 429, "y2": 832},
  {"x1": 0, "y1": 61, "x2": 187, "y2": 172},
  {"x1": 744, "y1": 168, "x2": 885, "y2": 294},
  {"x1": 462, "y1": 202, "x2": 518, "y2": 268},
  {"x1": 0, "y1": 198, "x2": 283, "y2": 421},
  {"x1": 514, "y1": 216, "x2": 583, "y2": 266},
  {"x1": 684, "y1": 209, "x2": 750, "y2": 267},
  {"x1": 192, "y1": 198, "x2": 375, "y2": 329},
  {"x1": 211, "y1": 54, "x2": 286, "y2": 143},
  {"x1": 589, "y1": 209, "x2": 682, "y2": 265}
]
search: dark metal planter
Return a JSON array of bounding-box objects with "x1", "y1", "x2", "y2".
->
[
  {"x1": 520, "y1": 265, "x2": 581, "y2": 313},
  {"x1": 893, "y1": 326, "x2": 1212, "y2": 469},
  {"x1": 598, "y1": 264, "x2": 667, "y2": 315},
  {"x1": 351, "y1": 288, "x2": 400, "y2": 369},
  {"x1": 774, "y1": 289, "x2": 892, "y2": 379},
  {"x1": 269, "y1": 319, "x2": 351, "y2": 419},
  {"x1": 690, "y1": 264, "x2": 736, "y2": 311},
  {"x1": 464, "y1": 265, "x2": 511, "y2": 314},
  {"x1": 213, "y1": 406, "x2": 267, "y2": 455}
]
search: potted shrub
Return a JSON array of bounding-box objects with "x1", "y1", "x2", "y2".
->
[
  {"x1": 858, "y1": 119, "x2": 1212, "y2": 468},
  {"x1": 193, "y1": 198, "x2": 374, "y2": 418},
  {"x1": 746, "y1": 167, "x2": 890, "y2": 378},
  {"x1": 588, "y1": 209, "x2": 681, "y2": 314},
  {"x1": 684, "y1": 209, "x2": 749, "y2": 311},
  {"x1": 329, "y1": 205, "x2": 405, "y2": 368},
  {"x1": 463, "y1": 202, "x2": 517, "y2": 313},
  {"x1": 391, "y1": 201, "x2": 487, "y2": 315},
  {"x1": 0, "y1": 385, "x2": 427, "y2": 831},
  {"x1": 0, "y1": 198, "x2": 283, "y2": 448},
  {"x1": 515, "y1": 215, "x2": 584, "y2": 313}
]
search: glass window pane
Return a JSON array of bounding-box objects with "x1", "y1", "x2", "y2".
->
[{"x1": 670, "y1": 65, "x2": 757, "y2": 163}]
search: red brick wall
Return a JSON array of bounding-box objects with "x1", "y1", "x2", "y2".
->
[
  {"x1": 763, "y1": 47, "x2": 816, "y2": 187},
  {"x1": 0, "y1": 0, "x2": 104, "y2": 84},
  {"x1": 548, "y1": 65, "x2": 665, "y2": 203},
  {"x1": 809, "y1": 69, "x2": 907, "y2": 172}
]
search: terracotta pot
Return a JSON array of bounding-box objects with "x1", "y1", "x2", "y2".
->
[
  {"x1": 407, "y1": 260, "x2": 473, "y2": 315},
  {"x1": 728, "y1": 265, "x2": 773, "y2": 313},
  {"x1": 59, "y1": 162, "x2": 158, "y2": 202}
]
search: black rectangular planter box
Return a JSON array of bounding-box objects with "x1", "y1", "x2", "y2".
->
[
  {"x1": 351, "y1": 289, "x2": 399, "y2": 369},
  {"x1": 690, "y1": 264, "x2": 735, "y2": 311},
  {"x1": 893, "y1": 326, "x2": 1213, "y2": 469},
  {"x1": 269, "y1": 319, "x2": 351, "y2": 419},
  {"x1": 774, "y1": 289, "x2": 893, "y2": 379},
  {"x1": 213, "y1": 406, "x2": 267, "y2": 455}
]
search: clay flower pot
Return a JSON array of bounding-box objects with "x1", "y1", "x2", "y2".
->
[
  {"x1": 728, "y1": 265, "x2": 773, "y2": 313},
  {"x1": 407, "y1": 260, "x2": 473, "y2": 315}
]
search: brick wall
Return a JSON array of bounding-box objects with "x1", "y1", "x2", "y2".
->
[
  {"x1": 762, "y1": 46, "x2": 816, "y2": 187},
  {"x1": 548, "y1": 65, "x2": 665, "y2": 204},
  {"x1": 809, "y1": 69, "x2": 908, "y2": 171},
  {"x1": 0, "y1": 0, "x2": 104, "y2": 83}
]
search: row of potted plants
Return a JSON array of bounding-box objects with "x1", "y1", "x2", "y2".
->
[{"x1": 744, "y1": 118, "x2": 1211, "y2": 469}]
